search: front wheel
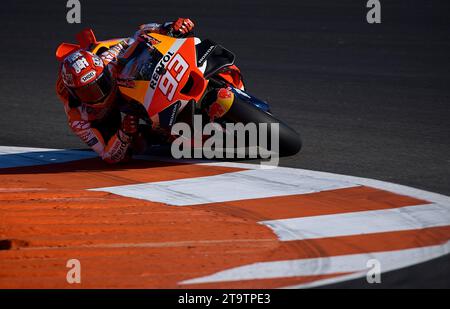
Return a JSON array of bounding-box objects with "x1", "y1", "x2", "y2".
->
[{"x1": 222, "y1": 97, "x2": 302, "y2": 157}]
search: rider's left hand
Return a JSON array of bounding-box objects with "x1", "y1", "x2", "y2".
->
[{"x1": 172, "y1": 18, "x2": 194, "y2": 35}]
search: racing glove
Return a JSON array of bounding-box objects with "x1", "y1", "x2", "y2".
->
[{"x1": 172, "y1": 18, "x2": 195, "y2": 36}]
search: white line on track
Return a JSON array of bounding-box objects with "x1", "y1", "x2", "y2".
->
[
  {"x1": 181, "y1": 240, "x2": 450, "y2": 285},
  {"x1": 261, "y1": 203, "x2": 450, "y2": 241},
  {"x1": 90, "y1": 168, "x2": 358, "y2": 205}
]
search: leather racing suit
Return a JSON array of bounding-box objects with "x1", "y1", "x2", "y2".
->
[{"x1": 56, "y1": 20, "x2": 194, "y2": 163}]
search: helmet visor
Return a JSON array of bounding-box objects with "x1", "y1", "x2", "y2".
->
[{"x1": 71, "y1": 69, "x2": 113, "y2": 104}]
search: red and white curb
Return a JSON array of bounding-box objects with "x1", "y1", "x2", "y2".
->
[{"x1": 1, "y1": 146, "x2": 449, "y2": 288}]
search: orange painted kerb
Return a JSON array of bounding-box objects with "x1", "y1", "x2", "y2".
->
[{"x1": 1, "y1": 156, "x2": 449, "y2": 288}]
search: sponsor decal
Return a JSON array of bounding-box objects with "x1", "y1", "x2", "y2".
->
[
  {"x1": 66, "y1": 51, "x2": 83, "y2": 64},
  {"x1": 218, "y1": 88, "x2": 233, "y2": 99},
  {"x1": 208, "y1": 102, "x2": 226, "y2": 122},
  {"x1": 80, "y1": 70, "x2": 96, "y2": 83},
  {"x1": 148, "y1": 36, "x2": 161, "y2": 46},
  {"x1": 72, "y1": 57, "x2": 90, "y2": 74},
  {"x1": 209, "y1": 88, "x2": 234, "y2": 121},
  {"x1": 140, "y1": 33, "x2": 161, "y2": 46},
  {"x1": 110, "y1": 137, "x2": 129, "y2": 161},
  {"x1": 86, "y1": 137, "x2": 99, "y2": 147},
  {"x1": 101, "y1": 45, "x2": 124, "y2": 65},
  {"x1": 101, "y1": 49, "x2": 119, "y2": 64},
  {"x1": 78, "y1": 131, "x2": 90, "y2": 141},
  {"x1": 78, "y1": 129, "x2": 97, "y2": 146},
  {"x1": 158, "y1": 54, "x2": 189, "y2": 101},
  {"x1": 93, "y1": 56, "x2": 103, "y2": 67},
  {"x1": 144, "y1": 39, "x2": 186, "y2": 109},
  {"x1": 168, "y1": 105, "x2": 179, "y2": 127},
  {"x1": 150, "y1": 51, "x2": 175, "y2": 90},
  {"x1": 198, "y1": 44, "x2": 215, "y2": 66},
  {"x1": 71, "y1": 120, "x2": 90, "y2": 131},
  {"x1": 158, "y1": 101, "x2": 181, "y2": 129},
  {"x1": 117, "y1": 130, "x2": 132, "y2": 144},
  {"x1": 109, "y1": 45, "x2": 123, "y2": 58}
]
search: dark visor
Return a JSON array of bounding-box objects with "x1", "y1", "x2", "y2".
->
[{"x1": 72, "y1": 70, "x2": 113, "y2": 104}]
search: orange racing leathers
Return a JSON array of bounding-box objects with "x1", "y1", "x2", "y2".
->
[{"x1": 56, "y1": 20, "x2": 194, "y2": 163}]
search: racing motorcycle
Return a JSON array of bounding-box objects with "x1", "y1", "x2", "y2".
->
[{"x1": 56, "y1": 29, "x2": 302, "y2": 157}]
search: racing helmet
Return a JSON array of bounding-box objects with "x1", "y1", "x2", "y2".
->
[{"x1": 61, "y1": 50, "x2": 114, "y2": 104}]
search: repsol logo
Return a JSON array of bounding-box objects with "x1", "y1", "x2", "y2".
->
[{"x1": 150, "y1": 51, "x2": 175, "y2": 90}]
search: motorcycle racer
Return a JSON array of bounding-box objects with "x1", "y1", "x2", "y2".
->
[{"x1": 56, "y1": 18, "x2": 195, "y2": 163}]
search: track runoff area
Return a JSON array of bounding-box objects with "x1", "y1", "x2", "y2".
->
[{"x1": 0, "y1": 145, "x2": 449, "y2": 294}]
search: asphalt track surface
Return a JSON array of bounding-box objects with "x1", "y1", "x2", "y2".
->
[{"x1": 0, "y1": 0, "x2": 449, "y2": 288}]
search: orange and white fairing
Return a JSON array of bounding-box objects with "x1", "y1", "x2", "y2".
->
[{"x1": 118, "y1": 34, "x2": 209, "y2": 126}]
